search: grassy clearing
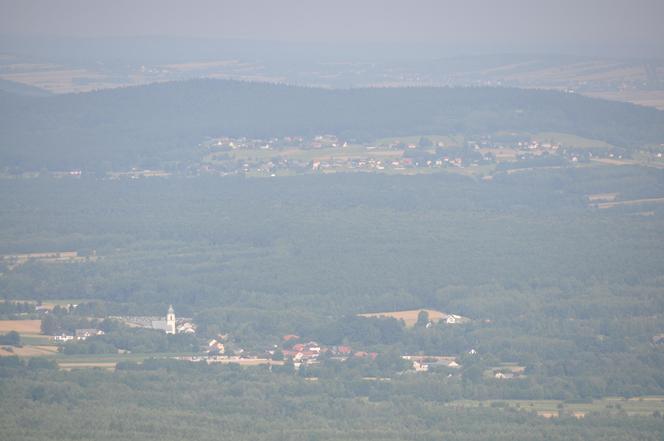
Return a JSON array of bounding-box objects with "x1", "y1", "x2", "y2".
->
[{"x1": 533, "y1": 132, "x2": 613, "y2": 149}]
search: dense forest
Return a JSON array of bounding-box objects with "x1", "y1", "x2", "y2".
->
[
  {"x1": 4, "y1": 3, "x2": 664, "y2": 440},
  {"x1": 1, "y1": 359, "x2": 663, "y2": 441},
  {"x1": 1, "y1": 167, "x2": 663, "y2": 404},
  {"x1": 2, "y1": 80, "x2": 664, "y2": 169}
]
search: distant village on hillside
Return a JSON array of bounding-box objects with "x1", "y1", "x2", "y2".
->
[
  {"x1": 0, "y1": 301, "x2": 518, "y2": 377},
  {"x1": 4, "y1": 131, "x2": 661, "y2": 181}
]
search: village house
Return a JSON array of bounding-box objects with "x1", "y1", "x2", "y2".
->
[
  {"x1": 412, "y1": 360, "x2": 429, "y2": 372},
  {"x1": 74, "y1": 328, "x2": 104, "y2": 341},
  {"x1": 333, "y1": 345, "x2": 352, "y2": 356},
  {"x1": 282, "y1": 334, "x2": 300, "y2": 342},
  {"x1": 402, "y1": 355, "x2": 461, "y2": 372},
  {"x1": 283, "y1": 340, "x2": 324, "y2": 366},
  {"x1": 207, "y1": 339, "x2": 225, "y2": 354},
  {"x1": 177, "y1": 322, "x2": 196, "y2": 334}
]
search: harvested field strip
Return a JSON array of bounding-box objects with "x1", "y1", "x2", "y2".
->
[
  {"x1": 0, "y1": 345, "x2": 58, "y2": 357},
  {"x1": 593, "y1": 197, "x2": 664, "y2": 209},
  {"x1": 58, "y1": 362, "x2": 117, "y2": 370},
  {"x1": 588, "y1": 192, "x2": 618, "y2": 202}
]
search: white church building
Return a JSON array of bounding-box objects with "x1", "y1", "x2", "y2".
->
[
  {"x1": 150, "y1": 305, "x2": 177, "y2": 334},
  {"x1": 119, "y1": 305, "x2": 195, "y2": 335}
]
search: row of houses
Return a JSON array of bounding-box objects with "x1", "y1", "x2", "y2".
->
[{"x1": 53, "y1": 328, "x2": 104, "y2": 342}]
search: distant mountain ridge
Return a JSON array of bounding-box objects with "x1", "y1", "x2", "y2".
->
[{"x1": 1, "y1": 79, "x2": 663, "y2": 170}]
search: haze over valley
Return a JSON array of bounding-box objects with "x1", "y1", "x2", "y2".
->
[{"x1": 1, "y1": 2, "x2": 664, "y2": 440}]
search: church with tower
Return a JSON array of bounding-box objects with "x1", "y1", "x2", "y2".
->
[
  {"x1": 150, "y1": 305, "x2": 176, "y2": 334},
  {"x1": 121, "y1": 304, "x2": 195, "y2": 335},
  {"x1": 166, "y1": 304, "x2": 176, "y2": 335}
]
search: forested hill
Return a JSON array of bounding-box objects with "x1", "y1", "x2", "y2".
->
[{"x1": 2, "y1": 79, "x2": 664, "y2": 170}]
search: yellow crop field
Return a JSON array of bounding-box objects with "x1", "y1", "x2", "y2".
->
[
  {"x1": 0, "y1": 320, "x2": 42, "y2": 335},
  {"x1": 0, "y1": 345, "x2": 58, "y2": 357}
]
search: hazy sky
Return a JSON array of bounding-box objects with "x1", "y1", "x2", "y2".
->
[{"x1": 1, "y1": 0, "x2": 664, "y2": 57}]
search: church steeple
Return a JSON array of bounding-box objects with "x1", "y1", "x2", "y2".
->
[{"x1": 166, "y1": 305, "x2": 176, "y2": 335}]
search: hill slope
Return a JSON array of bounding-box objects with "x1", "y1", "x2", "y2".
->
[
  {"x1": 1, "y1": 79, "x2": 664, "y2": 170},
  {"x1": 0, "y1": 79, "x2": 52, "y2": 97}
]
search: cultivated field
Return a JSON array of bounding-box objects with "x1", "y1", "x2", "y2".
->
[
  {"x1": 0, "y1": 319, "x2": 42, "y2": 335},
  {"x1": 58, "y1": 362, "x2": 117, "y2": 370},
  {"x1": 0, "y1": 345, "x2": 58, "y2": 357},
  {"x1": 0, "y1": 319, "x2": 62, "y2": 358},
  {"x1": 592, "y1": 197, "x2": 664, "y2": 209}
]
